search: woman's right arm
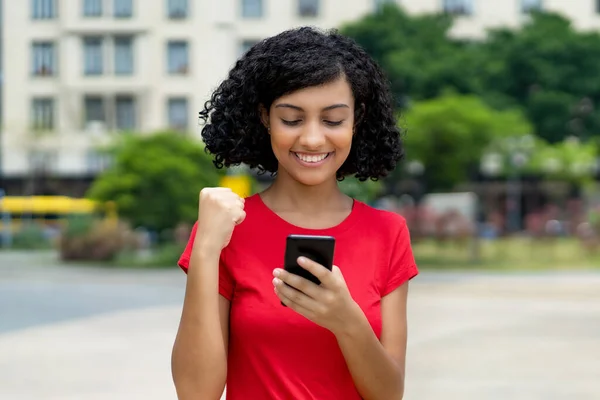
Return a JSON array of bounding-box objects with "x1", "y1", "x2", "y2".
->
[
  {"x1": 171, "y1": 188, "x2": 246, "y2": 400},
  {"x1": 171, "y1": 241, "x2": 230, "y2": 399}
]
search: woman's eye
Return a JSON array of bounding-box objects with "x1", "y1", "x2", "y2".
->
[
  {"x1": 324, "y1": 120, "x2": 343, "y2": 126},
  {"x1": 281, "y1": 119, "x2": 301, "y2": 126}
]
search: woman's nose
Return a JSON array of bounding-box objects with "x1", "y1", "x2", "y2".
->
[{"x1": 298, "y1": 121, "x2": 326, "y2": 149}]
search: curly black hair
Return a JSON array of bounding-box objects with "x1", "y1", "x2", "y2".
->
[{"x1": 199, "y1": 26, "x2": 404, "y2": 181}]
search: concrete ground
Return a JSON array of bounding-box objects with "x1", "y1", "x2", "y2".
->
[{"x1": 1, "y1": 251, "x2": 599, "y2": 400}]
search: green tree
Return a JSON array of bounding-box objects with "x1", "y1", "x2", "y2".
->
[
  {"x1": 527, "y1": 137, "x2": 599, "y2": 185},
  {"x1": 342, "y1": 6, "x2": 600, "y2": 144},
  {"x1": 340, "y1": 4, "x2": 478, "y2": 107},
  {"x1": 402, "y1": 92, "x2": 532, "y2": 191},
  {"x1": 87, "y1": 132, "x2": 224, "y2": 233},
  {"x1": 338, "y1": 176, "x2": 383, "y2": 204},
  {"x1": 474, "y1": 12, "x2": 600, "y2": 142}
]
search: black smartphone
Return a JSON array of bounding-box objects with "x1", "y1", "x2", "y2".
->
[{"x1": 284, "y1": 234, "x2": 336, "y2": 285}]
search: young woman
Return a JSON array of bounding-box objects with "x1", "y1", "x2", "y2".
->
[{"x1": 172, "y1": 27, "x2": 418, "y2": 400}]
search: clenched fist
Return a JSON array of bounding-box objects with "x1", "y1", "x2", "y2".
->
[{"x1": 197, "y1": 187, "x2": 246, "y2": 250}]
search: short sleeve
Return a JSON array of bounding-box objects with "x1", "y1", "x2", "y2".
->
[
  {"x1": 177, "y1": 222, "x2": 235, "y2": 301},
  {"x1": 382, "y1": 220, "x2": 419, "y2": 296}
]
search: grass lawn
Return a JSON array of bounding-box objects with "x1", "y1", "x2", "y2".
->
[
  {"x1": 413, "y1": 237, "x2": 600, "y2": 271},
  {"x1": 5, "y1": 236, "x2": 597, "y2": 272}
]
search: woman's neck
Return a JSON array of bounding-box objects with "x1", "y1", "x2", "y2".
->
[{"x1": 260, "y1": 173, "x2": 351, "y2": 216}]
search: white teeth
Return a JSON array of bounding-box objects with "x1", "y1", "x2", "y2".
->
[{"x1": 295, "y1": 153, "x2": 329, "y2": 163}]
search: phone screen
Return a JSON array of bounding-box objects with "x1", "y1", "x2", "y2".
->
[{"x1": 284, "y1": 234, "x2": 335, "y2": 285}]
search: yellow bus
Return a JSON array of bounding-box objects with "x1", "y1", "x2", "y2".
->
[{"x1": 0, "y1": 196, "x2": 116, "y2": 232}]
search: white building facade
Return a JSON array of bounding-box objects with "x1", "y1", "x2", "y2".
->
[{"x1": 2, "y1": 0, "x2": 600, "y2": 193}]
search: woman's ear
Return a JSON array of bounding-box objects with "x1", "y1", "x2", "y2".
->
[{"x1": 259, "y1": 104, "x2": 270, "y2": 133}]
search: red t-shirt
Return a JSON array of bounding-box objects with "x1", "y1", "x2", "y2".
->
[{"x1": 178, "y1": 193, "x2": 418, "y2": 400}]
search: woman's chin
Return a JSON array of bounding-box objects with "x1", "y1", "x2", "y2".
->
[{"x1": 285, "y1": 169, "x2": 338, "y2": 187}]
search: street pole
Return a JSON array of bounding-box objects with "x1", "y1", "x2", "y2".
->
[
  {"x1": 0, "y1": 188, "x2": 13, "y2": 248},
  {"x1": 506, "y1": 154, "x2": 524, "y2": 234}
]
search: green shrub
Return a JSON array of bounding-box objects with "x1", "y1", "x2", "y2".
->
[
  {"x1": 115, "y1": 242, "x2": 185, "y2": 268},
  {"x1": 59, "y1": 219, "x2": 138, "y2": 262},
  {"x1": 11, "y1": 224, "x2": 52, "y2": 250}
]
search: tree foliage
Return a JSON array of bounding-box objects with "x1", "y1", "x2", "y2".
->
[
  {"x1": 479, "y1": 12, "x2": 600, "y2": 142},
  {"x1": 527, "y1": 137, "x2": 599, "y2": 185},
  {"x1": 339, "y1": 176, "x2": 383, "y2": 204},
  {"x1": 87, "y1": 132, "x2": 224, "y2": 232},
  {"x1": 402, "y1": 92, "x2": 532, "y2": 190},
  {"x1": 341, "y1": 6, "x2": 600, "y2": 144},
  {"x1": 341, "y1": 5, "x2": 474, "y2": 107}
]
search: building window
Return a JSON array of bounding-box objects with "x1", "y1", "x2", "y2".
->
[
  {"x1": 168, "y1": 98, "x2": 188, "y2": 130},
  {"x1": 116, "y1": 96, "x2": 136, "y2": 130},
  {"x1": 167, "y1": 41, "x2": 189, "y2": 75},
  {"x1": 241, "y1": 0, "x2": 263, "y2": 18},
  {"x1": 32, "y1": 0, "x2": 57, "y2": 19},
  {"x1": 443, "y1": 0, "x2": 473, "y2": 16},
  {"x1": 239, "y1": 39, "x2": 259, "y2": 56},
  {"x1": 86, "y1": 150, "x2": 113, "y2": 173},
  {"x1": 168, "y1": 0, "x2": 188, "y2": 18},
  {"x1": 84, "y1": 96, "x2": 106, "y2": 127},
  {"x1": 31, "y1": 98, "x2": 55, "y2": 130},
  {"x1": 83, "y1": 37, "x2": 104, "y2": 75},
  {"x1": 521, "y1": 0, "x2": 542, "y2": 13},
  {"x1": 83, "y1": 0, "x2": 102, "y2": 17},
  {"x1": 84, "y1": 95, "x2": 138, "y2": 130},
  {"x1": 374, "y1": 0, "x2": 394, "y2": 12},
  {"x1": 298, "y1": 0, "x2": 319, "y2": 17},
  {"x1": 29, "y1": 150, "x2": 58, "y2": 173},
  {"x1": 31, "y1": 42, "x2": 56, "y2": 76},
  {"x1": 114, "y1": 0, "x2": 133, "y2": 18},
  {"x1": 114, "y1": 36, "x2": 134, "y2": 75}
]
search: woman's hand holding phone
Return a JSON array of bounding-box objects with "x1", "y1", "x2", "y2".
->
[{"x1": 272, "y1": 257, "x2": 362, "y2": 336}]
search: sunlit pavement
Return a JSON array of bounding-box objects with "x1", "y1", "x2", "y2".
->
[{"x1": 1, "y1": 251, "x2": 599, "y2": 400}]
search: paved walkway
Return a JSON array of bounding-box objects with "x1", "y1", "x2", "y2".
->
[{"x1": 1, "y1": 251, "x2": 599, "y2": 399}]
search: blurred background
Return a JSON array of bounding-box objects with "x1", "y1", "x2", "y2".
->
[{"x1": 0, "y1": 1, "x2": 599, "y2": 399}]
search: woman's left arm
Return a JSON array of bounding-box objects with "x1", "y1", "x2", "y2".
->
[
  {"x1": 335, "y1": 283, "x2": 408, "y2": 400},
  {"x1": 273, "y1": 257, "x2": 410, "y2": 400}
]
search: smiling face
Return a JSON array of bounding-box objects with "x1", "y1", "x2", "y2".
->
[{"x1": 263, "y1": 76, "x2": 355, "y2": 187}]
